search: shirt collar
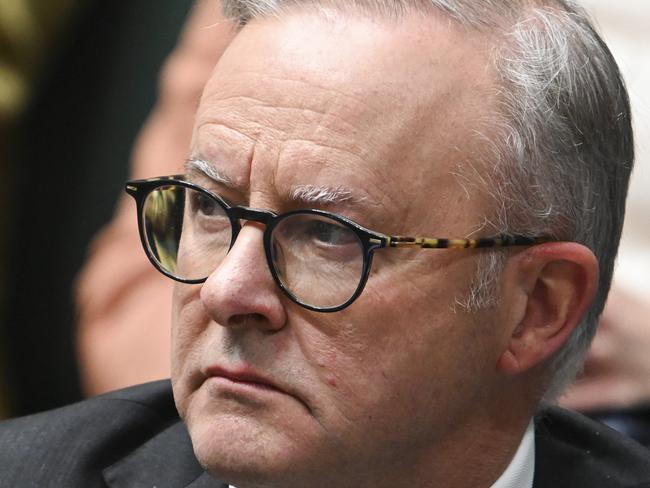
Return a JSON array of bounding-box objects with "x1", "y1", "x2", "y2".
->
[{"x1": 229, "y1": 421, "x2": 535, "y2": 488}]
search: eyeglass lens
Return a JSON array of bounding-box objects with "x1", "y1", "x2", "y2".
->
[{"x1": 142, "y1": 185, "x2": 366, "y2": 309}]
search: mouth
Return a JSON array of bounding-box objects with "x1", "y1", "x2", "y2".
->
[
  {"x1": 200, "y1": 364, "x2": 314, "y2": 415},
  {"x1": 204, "y1": 365, "x2": 284, "y2": 393}
]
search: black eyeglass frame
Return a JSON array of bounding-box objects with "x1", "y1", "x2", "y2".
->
[{"x1": 126, "y1": 175, "x2": 549, "y2": 313}]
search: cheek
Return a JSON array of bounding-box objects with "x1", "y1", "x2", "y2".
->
[
  {"x1": 321, "y1": 273, "x2": 493, "y2": 413},
  {"x1": 290, "y1": 316, "x2": 442, "y2": 462},
  {"x1": 171, "y1": 284, "x2": 207, "y2": 384},
  {"x1": 295, "y1": 312, "x2": 418, "y2": 421}
]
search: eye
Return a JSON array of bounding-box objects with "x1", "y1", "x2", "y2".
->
[
  {"x1": 185, "y1": 189, "x2": 232, "y2": 235},
  {"x1": 190, "y1": 191, "x2": 220, "y2": 216},
  {"x1": 304, "y1": 219, "x2": 356, "y2": 246}
]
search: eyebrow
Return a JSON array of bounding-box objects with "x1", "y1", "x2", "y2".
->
[
  {"x1": 185, "y1": 157, "x2": 366, "y2": 208},
  {"x1": 289, "y1": 184, "x2": 366, "y2": 207},
  {"x1": 184, "y1": 157, "x2": 240, "y2": 189}
]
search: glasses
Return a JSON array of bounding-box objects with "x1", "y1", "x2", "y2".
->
[{"x1": 126, "y1": 176, "x2": 548, "y2": 312}]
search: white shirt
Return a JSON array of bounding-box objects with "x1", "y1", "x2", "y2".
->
[{"x1": 228, "y1": 421, "x2": 535, "y2": 488}]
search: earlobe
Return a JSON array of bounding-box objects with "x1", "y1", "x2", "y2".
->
[{"x1": 497, "y1": 243, "x2": 599, "y2": 376}]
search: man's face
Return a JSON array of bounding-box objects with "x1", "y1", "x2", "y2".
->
[{"x1": 172, "y1": 11, "x2": 505, "y2": 487}]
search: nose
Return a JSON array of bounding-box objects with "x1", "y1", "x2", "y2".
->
[{"x1": 199, "y1": 222, "x2": 287, "y2": 331}]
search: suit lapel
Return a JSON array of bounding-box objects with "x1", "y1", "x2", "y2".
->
[
  {"x1": 102, "y1": 420, "x2": 227, "y2": 488},
  {"x1": 533, "y1": 406, "x2": 650, "y2": 488}
]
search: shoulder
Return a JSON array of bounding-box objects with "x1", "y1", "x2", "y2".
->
[
  {"x1": 0, "y1": 380, "x2": 180, "y2": 488},
  {"x1": 534, "y1": 405, "x2": 650, "y2": 488}
]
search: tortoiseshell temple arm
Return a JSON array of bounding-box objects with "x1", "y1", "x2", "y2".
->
[{"x1": 385, "y1": 235, "x2": 550, "y2": 249}]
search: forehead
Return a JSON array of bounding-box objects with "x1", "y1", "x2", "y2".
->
[{"x1": 191, "y1": 11, "x2": 496, "y2": 229}]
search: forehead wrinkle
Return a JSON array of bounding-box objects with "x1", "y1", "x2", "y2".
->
[
  {"x1": 203, "y1": 95, "x2": 371, "y2": 152},
  {"x1": 185, "y1": 157, "x2": 248, "y2": 191},
  {"x1": 201, "y1": 70, "x2": 386, "y2": 143},
  {"x1": 204, "y1": 71, "x2": 377, "y2": 117}
]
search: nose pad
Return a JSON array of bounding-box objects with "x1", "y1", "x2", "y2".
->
[{"x1": 199, "y1": 224, "x2": 287, "y2": 331}]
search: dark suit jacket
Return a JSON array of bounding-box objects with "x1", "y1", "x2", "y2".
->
[{"x1": 1, "y1": 380, "x2": 649, "y2": 487}]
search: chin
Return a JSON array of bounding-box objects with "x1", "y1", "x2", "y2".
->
[
  {"x1": 189, "y1": 415, "x2": 326, "y2": 487},
  {"x1": 183, "y1": 393, "x2": 332, "y2": 487}
]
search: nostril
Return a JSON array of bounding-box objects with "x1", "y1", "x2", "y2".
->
[{"x1": 228, "y1": 313, "x2": 269, "y2": 328}]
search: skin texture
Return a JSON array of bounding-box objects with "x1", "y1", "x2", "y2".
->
[{"x1": 171, "y1": 10, "x2": 598, "y2": 488}]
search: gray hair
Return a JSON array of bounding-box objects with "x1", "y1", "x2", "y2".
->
[{"x1": 219, "y1": 0, "x2": 634, "y2": 399}]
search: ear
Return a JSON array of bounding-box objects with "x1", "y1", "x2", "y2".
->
[{"x1": 496, "y1": 242, "x2": 599, "y2": 376}]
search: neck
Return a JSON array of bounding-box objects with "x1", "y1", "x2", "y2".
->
[
  {"x1": 306, "y1": 401, "x2": 533, "y2": 488},
  {"x1": 399, "y1": 413, "x2": 531, "y2": 487},
  {"x1": 368, "y1": 385, "x2": 536, "y2": 488}
]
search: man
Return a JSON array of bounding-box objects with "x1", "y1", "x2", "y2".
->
[{"x1": 1, "y1": 0, "x2": 649, "y2": 487}]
